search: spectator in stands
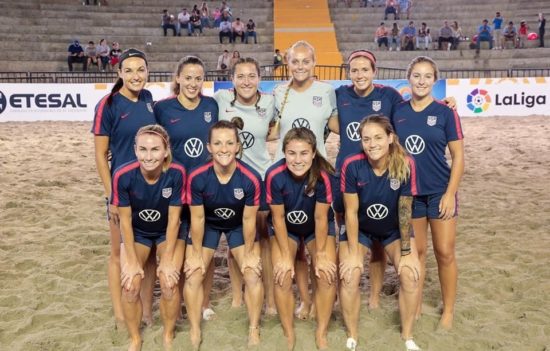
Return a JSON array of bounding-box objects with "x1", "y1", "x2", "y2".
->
[
  {"x1": 97, "y1": 38, "x2": 110, "y2": 71},
  {"x1": 109, "y1": 42, "x2": 122, "y2": 70},
  {"x1": 217, "y1": 49, "x2": 231, "y2": 79},
  {"x1": 438, "y1": 20, "x2": 453, "y2": 50},
  {"x1": 375, "y1": 22, "x2": 389, "y2": 50},
  {"x1": 219, "y1": 18, "x2": 233, "y2": 43},
  {"x1": 232, "y1": 17, "x2": 246, "y2": 43},
  {"x1": 492, "y1": 12, "x2": 504, "y2": 50},
  {"x1": 221, "y1": 8, "x2": 232, "y2": 23},
  {"x1": 518, "y1": 20, "x2": 529, "y2": 48},
  {"x1": 539, "y1": 13, "x2": 546, "y2": 47},
  {"x1": 476, "y1": 19, "x2": 493, "y2": 53},
  {"x1": 220, "y1": 1, "x2": 232, "y2": 17},
  {"x1": 200, "y1": 2, "x2": 210, "y2": 28},
  {"x1": 229, "y1": 50, "x2": 241, "y2": 70},
  {"x1": 389, "y1": 22, "x2": 401, "y2": 51},
  {"x1": 384, "y1": 0, "x2": 398, "y2": 20},
  {"x1": 245, "y1": 18, "x2": 258, "y2": 44},
  {"x1": 397, "y1": 0, "x2": 412, "y2": 20},
  {"x1": 85, "y1": 41, "x2": 99, "y2": 70},
  {"x1": 213, "y1": 7, "x2": 222, "y2": 28},
  {"x1": 501, "y1": 21, "x2": 517, "y2": 49},
  {"x1": 401, "y1": 21, "x2": 416, "y2": 51},
  {"x1": 416, "y1": 22, "x2": 431, "y2": 50},
  {"x1": 162, "y1": 9, "x2": 177, "y2": 37},
  {"x1": 67, "y1": 39, "x2": 87, "y2": 71},
  {"x1": 274, "y1": 49, "x2": 283, "y2": 67},
  {"x1": 450, "y1": 21, "x2": 465, "y2": 50},
  {"x1": 190, "y1": 10, "x2": 203, "y2": 36},
  {"x1": 177, "y1": 8, "x2": 191, "y2": 36}
]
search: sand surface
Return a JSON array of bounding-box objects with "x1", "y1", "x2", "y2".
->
[{"x1": 0, "y1": 116, "x2": 549, "y2": 351}]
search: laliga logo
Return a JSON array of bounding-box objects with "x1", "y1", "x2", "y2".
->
[{"x1": 467, "y1": 88, "x2": 491, "y2": 114}]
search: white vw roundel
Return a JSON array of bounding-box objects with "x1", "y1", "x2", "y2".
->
[
  {"x1": 139, "y1": 209, "x2": 161, "y2": 222},
  {"x1": 366, "y1": 204, "x2": 388, "y2": 220},
  {"x1": 287, "y1": 210, "x2": 308, "y2": 225},
  {"x1": 184, "y1": 138, "x2": 204, "y2": 158},
  {"x1": 404, "y1": 135, "x2": 425, "y2": 155},
  {"x1": 345, "y1": 122, "x2": 361, "y2": 141},
  {"x1": 292, "y1": 118, "x2": 310, "y2": 129},
  {"x1": 239, "y1": 131, "x2": 255, "y2": 149},
  {"x1": 214, "y1": 208, "x2": 236, "y2": 219}
]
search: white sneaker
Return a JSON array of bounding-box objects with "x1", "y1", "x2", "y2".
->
[
  {"x1": 405, "y1": 339, "x2": 421, "y2": 351},
  {"x1": 202, "y1": 307, "x2": 216, "y2": 321},
  {"x1": 397, "y1": 47, "x2": 401, "y2": 51},
  {"x1": 346, "y1": 337, "x2": 357, "y2": 351}
]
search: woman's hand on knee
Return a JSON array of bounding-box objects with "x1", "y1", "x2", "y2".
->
[
  {"x1": 120, "y1": 261, "x2": 144, "y2": 290},
  {"x1": 157, "y1": 259, "x2": 180, "y2": 288}
]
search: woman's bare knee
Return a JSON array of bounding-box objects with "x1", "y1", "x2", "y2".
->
[{"x1": 122, "y1": 276, "x2": 142, "y2": 303}]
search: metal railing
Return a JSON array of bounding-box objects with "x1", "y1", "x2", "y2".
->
[{"x1": 1, "y1": 66, "x2": 549, "y2": 83}]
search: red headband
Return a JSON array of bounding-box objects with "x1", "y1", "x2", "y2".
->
[{"x1": 347, "y1": 50, "x2": 377, "y2": 67}]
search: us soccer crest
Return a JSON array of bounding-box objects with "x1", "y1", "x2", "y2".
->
[
  {"x1": 257, "y1": 108, "x2": 267, "y2": 118},
  {"x1": 162, "y1": 187, "x2": 172, "y2": 198},
  {"x1": 312, "y1": 96, "x2": 322, "y2": 107},
  {"x1": 389, "y1": 179, "x2": 400, "y2": 191},
  {"x1": 427, "y1": 115, "x2": 437, "y2": 126},
  {"x1": 234, "y1": 188, "x2": 244, "y2": 200},
  {"x1": 372, "y1": 100, "x2": 381, "y2": 112},
  {"x1": 204, "y1": 112, "x2": 212, "y2": 123},
  {"x1": 305, "y1": 185, "x2": 315, "y2": 197},
  {"x1": 147, "y1": 103, "x2": 153, "y2": 113}
]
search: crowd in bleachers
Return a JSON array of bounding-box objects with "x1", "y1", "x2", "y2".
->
[{"x1": 67, "y1": 39, "x2": 122, "y2": 72}]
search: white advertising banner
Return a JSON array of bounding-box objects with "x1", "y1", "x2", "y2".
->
[
  {"x1": 446, "y1": 77, "x2": 550, "y2": 117},
  {"x1": 0, "y1": 82, "x2": 215, "y2": 122}
]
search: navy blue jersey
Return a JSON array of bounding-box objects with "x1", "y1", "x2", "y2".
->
[
  {"x1": 335, "y1": 84, "x2": 403, "y2": 171},
  {"x1": 111, "y1": 161, "x2": 186, "y2": 236},
  {"x1": 265, "y1": 158, "x2": 334, "y2": 236},
  {"x1": 187, "y1": 160, "x2": 262, "y2": 231},
  {"x1": 154, "y1": 95, "x2": 219, "y2": 170},
  {"x1": 92, "y1": 90, "x2": 156, "y2": 173},
  {"x1": 341, "y1": 153, "x2": 418, "y2": 237},
  {"x1": 392, "y1": 100, "x2": 463, "y2": 195}
]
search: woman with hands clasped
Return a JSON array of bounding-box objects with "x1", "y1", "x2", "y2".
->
[
  {"x1": 338, "y1": 115, "x2": 421, "y2": 351},
  {"x1": 183, "y1": 119, "x2": 264, "y2": 350},
  {"x1": 265, "y1": 128, "x2": 337, "y2": 350},
  {"x1": 112, "y1": 125, "x2": 187, "y2": 351}
]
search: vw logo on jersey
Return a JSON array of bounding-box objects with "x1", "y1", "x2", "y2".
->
[
  {"x1": 146, "y1": 103, "x2": 153, "y2": 113},
  {"x1": 214, "y1": 208, "x2": 236, "y2": 219},
  {"x1": 366, "y1": 204, "x2": 388, "y2": 220},
  {"x1": 389, "y1": 178, "x2": 400, "y2": 191},
  {"x1": 404, "y1": 135, "x2": 425, "y2": 155},
  {"x1": 204, "y1": 112, "x2": 212, "y2": 123},
  {"x1": 427, "y1": 115, "x2": 437, "y2": 126},
  {"x1": 345, "y1": 122, "x2": 361, "y2": 141},
  {"x1": 312, "y1": 96, "x2": 322, "y2": 107},
  {"x1": 162, "y1": 187, "x2": 172, "y2": 198},
  {"x1": 139, "y1": 209, "x2": 161, "y2": 222},
  {"x1": 239, "y1": 131, "x2": 255, "y2": 149},
  {"x1": 0, "y1": 91, "x2": 7, "y2": 114},
  {"x1": 292, "y1": 118, "x2": 310, "y2": 129},
  {"x1": 287, "y1": 210, "x2": 308, "y2": 225},
  {"x1": 372, "y1": 100, "x2": 381, "y2": 112},
  {"x1": 234, "y1": 188, "x2": 244, "y2": 200},
  {"x1": 184, "y1": 138, "x2": 204, "y2": 158}
]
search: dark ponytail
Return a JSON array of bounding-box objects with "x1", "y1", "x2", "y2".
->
[
  {"x1": 282, "y1": 127, "x2": 334, "y2": 195},
  {"x1": 107, "y1": 78, "x2": 123, "y2": 106}
]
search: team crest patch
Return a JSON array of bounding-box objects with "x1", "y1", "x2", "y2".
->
[
  {"x1": 234, "y1": 188, "x2": 244, "y2": 200},
  {"x1": 147, "y1": 103, "x2": 153, "y2": 113},
  {"x1": 389, "y1": 179, "x2": 400, "y2": 191},
  {"x1": 257, "y1": 108, "x2": 267, "y2": 118},
  {"x1": 204, "y1": 112, "x2": 212, "y2": 123},
  {"x1": 372, "y1": 100, "x2": 382, "y2": 112},
  {"x1": 427, "y1": 115, "x2": 437, "y2": 126},
  {"x1": 305, "y1": 185, "x2": 315, "y2": 197},
  {"x1": 312, "y1": 96, "x2": 322, "y2": 107},
  {"x1": 162, "y1": 187, "x2": 172, "y2": 198}
]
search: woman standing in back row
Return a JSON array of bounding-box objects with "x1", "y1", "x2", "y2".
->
[{"x1": 392, "y1": 56, "x2": 464, "y2": 330}]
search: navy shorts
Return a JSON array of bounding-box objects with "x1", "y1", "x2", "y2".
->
[
  {"x1": 187, "y1": 225, "x2": 260, "y2": 250},
  {"x1": 132, "y1": 226, "x2": 187, "y2": 248},
  {"x1": 339, "y1": 229, "x2": 400, "y2": 250},
  {"x1": 412, "y1": 192, "x2": 459, "y2": 219},
  {"x1": 268, "y1": 220, "x2": 336, "y2": 245}
]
